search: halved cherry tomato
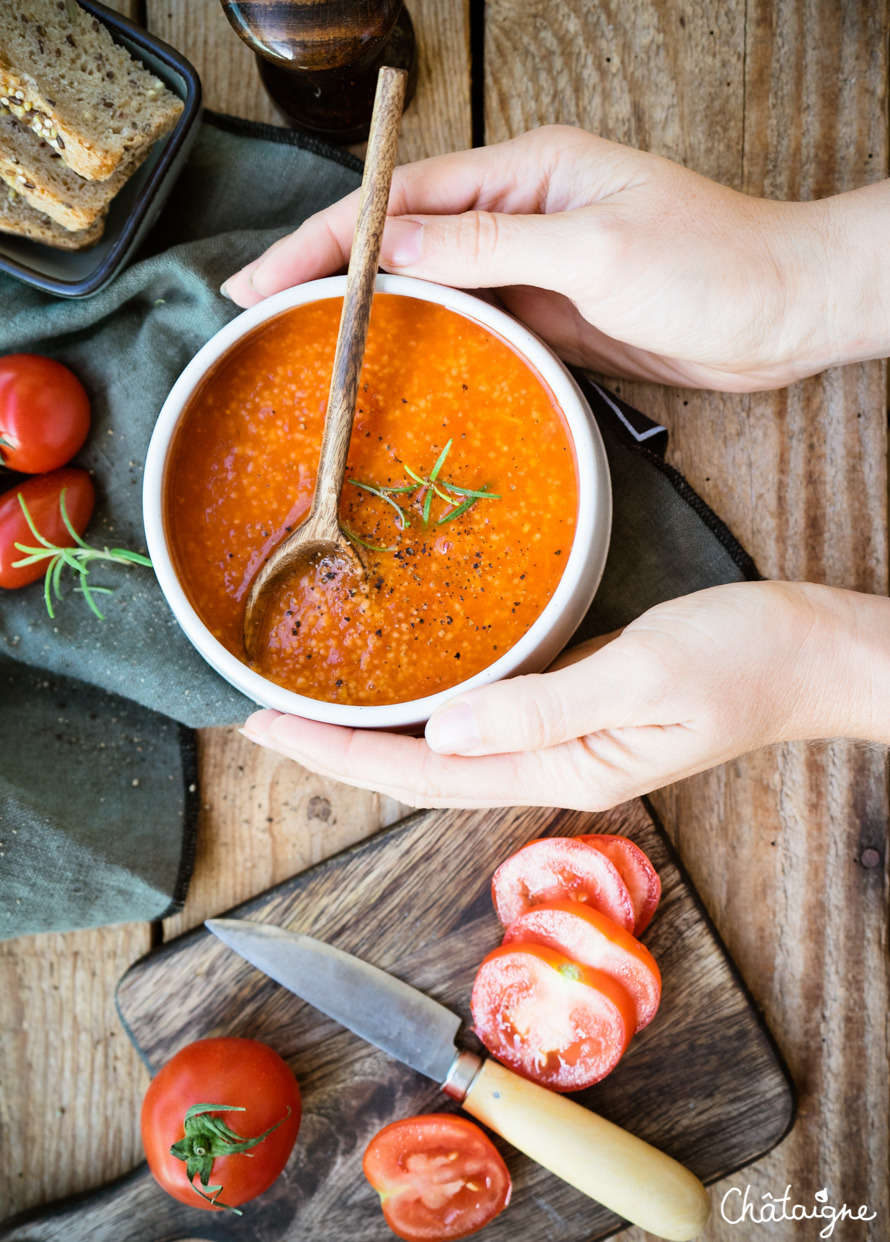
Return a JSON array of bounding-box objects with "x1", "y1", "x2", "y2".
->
[
  {"x1": 0, "y1": 467, "x2": 94, "y2": 588},
  {"x1": 471, "y1": 943, "x2": 636, "y2": 1091},
  {"x1": 363, "y1": 1114, "x2": 512, "y2": 1241},
  {"x1": 141, "y1": 1037, "x2": 301, "y2": 1212},
  {"x1": 491, "y1": 837, "x2": 635, "y2": 932},
  {"x1": 0, "y1": 353, "x2": 90, "y2": 473},
  {"x1": 502, "y1": 900, "x2": 662, "y2": 1032},
  {"x1": 579, "y1": 834, "x2": 662, "y2": 935}
]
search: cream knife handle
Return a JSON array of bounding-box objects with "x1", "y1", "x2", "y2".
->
[{"x1": 460, "y1": 1058, "x2": 711, "y2": 1242}]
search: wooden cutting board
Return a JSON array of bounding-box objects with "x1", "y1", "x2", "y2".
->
[{"x1": 0, "y1": 800, "x2": 795, "y2": 1242}]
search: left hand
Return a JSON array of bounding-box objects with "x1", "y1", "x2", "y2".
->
[{"x1": 240, "y1": 581, "x2": 890, "y2": 810}]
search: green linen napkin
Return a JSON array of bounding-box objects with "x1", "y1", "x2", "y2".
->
[{"x1": 0, "y1": 113, "x2": 757, "y2": 940}]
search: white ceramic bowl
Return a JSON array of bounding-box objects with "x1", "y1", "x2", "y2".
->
[{"x1": 144, "y1": 274, "x2": 612, "y2": 729}]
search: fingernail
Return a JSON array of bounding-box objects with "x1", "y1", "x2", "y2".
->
[
  {"x1": 219, "y1": 278, "x2": 233, "y2": 300},
  {"x1": 382, "y1": 218, "x2": 424, "y2": 267},
  {"x1": 425, "y1": 702, "x2": 480, "y2": 754}
]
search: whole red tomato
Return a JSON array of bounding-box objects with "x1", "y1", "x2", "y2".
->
[
  {"x1": 363, "y1": 1114, "x2": 512, "y2": 1241},
  {"x1": 0, "y1": 467, "x2": 94, "y2": 589},
  {"x1": 0, "y1": 353, "x2": 91, "y2": 473},
  {"x1": 141, "y1": 1038, "x2": 302, "y2": 1213}
]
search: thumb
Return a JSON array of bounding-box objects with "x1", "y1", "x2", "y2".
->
[
  {"x1": 424, "y1": 641, "x2": 660, "y2": 757},
  {"x1": 380, "y1": 210, "x2": 597, "y2": 298}
]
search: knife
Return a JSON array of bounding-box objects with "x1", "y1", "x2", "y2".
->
[{"x1": 205, "y1": 917, "x2": 711, "y2": 1241}]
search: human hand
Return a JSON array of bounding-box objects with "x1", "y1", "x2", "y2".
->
[
  {"x1": 240, "y1": 582, "x2": 890, "y2": 811},
  {"x1": 222, "y1": 126, "x2": 890, "y2": 392}
]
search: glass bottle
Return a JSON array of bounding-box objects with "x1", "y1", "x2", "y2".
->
[{"x1": 220, "y1": 1, "x2": 417, "y2": 144}]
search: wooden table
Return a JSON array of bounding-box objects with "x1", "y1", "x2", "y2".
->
[{"x1": 1, "y1": 2, "x2": 887, "y2": 1238}]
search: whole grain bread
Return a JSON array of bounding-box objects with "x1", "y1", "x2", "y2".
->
[
  {"x1": 0, "y1": 104, "x2": 144, "y2": 229},
  {"x1": 0, "y1": 0, "x2": 183, "y2": 181},
  {"x1": 0, "y1": 180, "x2": 104, "y2": 247}
]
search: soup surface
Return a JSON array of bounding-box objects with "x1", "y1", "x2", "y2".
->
[{"x1": 167, "y1": 295, "x2": 578, "y2": 706}]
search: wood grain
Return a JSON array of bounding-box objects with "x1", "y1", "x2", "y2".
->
[
  {"x1": 0, "y1": 924, "x2": 151, "y2": 1219},
  {"x1": 163, "y1": 728, "x2": 406, "y2": 939},
  {"x1": 1, "y1": 800, "x2": 793, "y2": 1241},
  {"x1": 484, "y1": 1, "x2": 889, "y2": 1238}
]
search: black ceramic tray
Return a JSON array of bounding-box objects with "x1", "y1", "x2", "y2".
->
[{"x1": 0, "y1": 0, "x2": 202, "y2": 298}]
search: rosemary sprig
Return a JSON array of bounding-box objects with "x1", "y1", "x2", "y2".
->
[
  {"x1": 437, "y1": 496, "x2": 477, "y2": 524},
  {"x1": 347, "y1": 438, "x2": 501, "y2": 544},
  {"x1": 12, "y1": 489, "x2": 152, "y2": 620}
]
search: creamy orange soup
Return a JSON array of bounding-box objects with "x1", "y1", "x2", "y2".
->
[{"x1": 167, "y1": 295, "x2": 578, "y2": 705}]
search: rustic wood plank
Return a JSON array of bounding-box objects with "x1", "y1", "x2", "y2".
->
[
  {"x1": 0, "y1": 924, "x2": 151, "y2": 1219},
  {"x1": 163, "y1": 728, "x2": 406, "y2": 938},
  {"x1": 484, "y1": 1, "x2": 889, "y2": 1237}
]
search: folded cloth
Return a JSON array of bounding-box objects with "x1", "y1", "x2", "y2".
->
[
  {"x1": 0, "y1": 113, "x2": 757, "y2": 940},
  {"x1": 0, "y1": 654, "x2": 197, "y2": 939}
]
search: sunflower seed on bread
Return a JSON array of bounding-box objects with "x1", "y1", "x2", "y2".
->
[
  {"x1": 0, "y1": 181, "x2": 104, "y2": 247},
  {"x1": 0, "y1": 0, "x2": 183, "y2": 182},
  {"x1": 0, "y1": 105, "x2": 144, "y2": 230}
]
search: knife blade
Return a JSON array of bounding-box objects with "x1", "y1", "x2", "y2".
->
[
  {"x1": 205, "y1": 917, "x2": 460, "y2": 1084},
  {"x1": 205, "y1": 916, "x2": 711, "y2": 1242}
]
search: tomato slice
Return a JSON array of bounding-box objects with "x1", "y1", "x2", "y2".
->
[
  {"x1": 363, "y1": 1114, "x2": 512, "y2": 1241},
  {"x1": 471, "y1": 943, "x2": 635, "y2": 1091},
  {"x1": 491, "y1": 837, "x2": 635, "y2": 932},
  {"x1": 579, "y1": 834, "x2": 662, "y2": 935},
  {"x1": 0, "y1": 468, "x2": 94, "y2": 589},
  {"x1": 502, "y1": 900, "x2": 661, "y2": 1032}
]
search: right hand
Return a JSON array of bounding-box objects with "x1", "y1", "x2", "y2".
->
[
  {"x1": 239, "y1": 581, "x2": 890, "y2": 811},
  {"x1": 222, "y1": 125, "x2": 890, "y2": 392}
]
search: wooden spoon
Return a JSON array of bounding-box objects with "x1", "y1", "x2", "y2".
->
[{"x1": 243, "y1": 65, "x2": 408, "y2": 660}]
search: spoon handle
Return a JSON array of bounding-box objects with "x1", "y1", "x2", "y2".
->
[{"x1": 314, "y1": 65, "x2": 408, "y2": 528}]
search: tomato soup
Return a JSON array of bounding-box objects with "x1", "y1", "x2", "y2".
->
[{"x1": 166, "y1": 295, "x2": 578, "y2": 706}]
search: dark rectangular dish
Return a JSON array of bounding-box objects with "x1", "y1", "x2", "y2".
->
[{"x1": 0, "y1": 0, "x2": 202, "y2": 298}]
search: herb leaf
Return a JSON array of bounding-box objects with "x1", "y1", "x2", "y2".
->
[
  {"x1": 348, "y1": 479, "x2": 410, "y2": 528},
  {"x1": 428, "y1": 438, "x2": 453, "y2": 483},
  {"x1": 437, "y1": 497, "x2": 477, "y2": 525},
  {"x1": 12, "y1": 490, "x2": 152, "y2": 620}
]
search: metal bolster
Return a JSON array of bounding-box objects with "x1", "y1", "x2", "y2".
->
[{"x1": 441, "y1": 1049, "x2": 484, "y2": 1101}]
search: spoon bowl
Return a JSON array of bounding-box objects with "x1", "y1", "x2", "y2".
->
[{"x1": 242, "y1": 522, "x2": 365, "y2": 662}]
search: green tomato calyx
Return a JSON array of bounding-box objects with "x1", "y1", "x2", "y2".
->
[{"x1": 169, "y1": 1101, "x2": 291, "y2": 1214}]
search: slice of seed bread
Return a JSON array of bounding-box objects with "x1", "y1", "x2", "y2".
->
[
  {"x1": 0, "y1": 181, "x2": 104, "y2": 247},
  {"x1": 0, "y1": 0, "x2": 183, "y2": 181},
  {"x1": 0, "y1": 104, "x2": 144, "y2": 229}
]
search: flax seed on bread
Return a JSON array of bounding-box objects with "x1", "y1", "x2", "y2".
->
[
  {"x1": 0, "y1": 0, "x2": 183, "y2": 181},
  {"x1": 0, "y1": 180, "x2": 104, "y2": 247},
  {"x1": 0, "y1": 105, "x2": 144, "y2": 229}
]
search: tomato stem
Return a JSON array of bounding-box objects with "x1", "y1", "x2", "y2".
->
[{"x1": 169, "y1": 1102, "x2": 292, "y2": 1216}]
